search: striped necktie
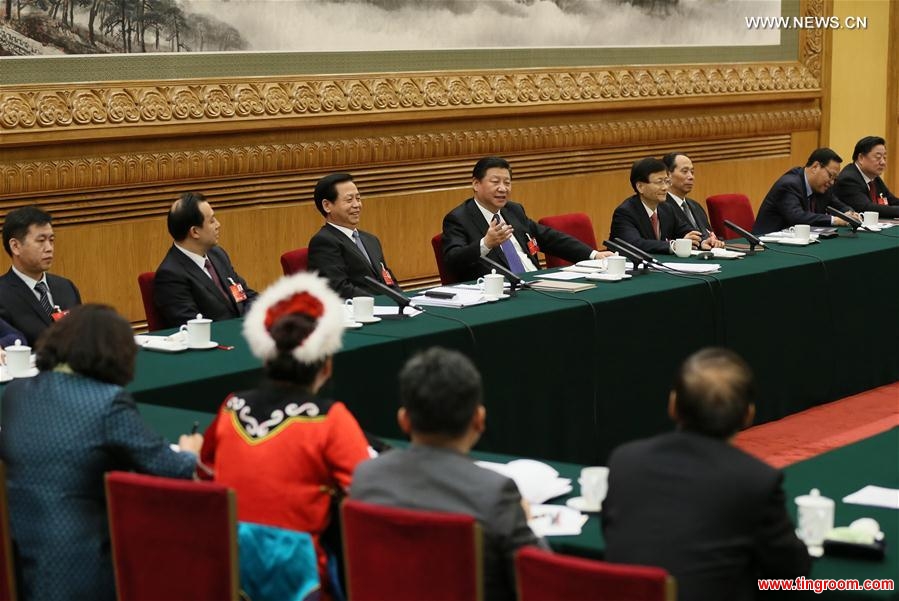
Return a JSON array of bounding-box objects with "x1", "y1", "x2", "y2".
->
[{"x1": 34, "y1": 281, "x2": 53, "y2": 316}]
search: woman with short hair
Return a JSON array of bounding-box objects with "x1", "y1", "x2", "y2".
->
[{"x1": 0, "y1": 304, "x2": 201, "y2": 601}]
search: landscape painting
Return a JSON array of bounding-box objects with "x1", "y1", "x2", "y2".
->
[{"x1": 0, "y1": 0, "x2": 780, "y2": 57}]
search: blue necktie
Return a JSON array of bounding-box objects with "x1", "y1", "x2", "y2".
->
[{"x1": 493, "y1": 214, "x2": 526, "y2": 274}]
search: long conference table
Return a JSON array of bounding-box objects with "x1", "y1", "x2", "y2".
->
[
  {"x1": 137, "y1": 403, "x2": 897, "y2": 600},
  {"x1": 125, "y1": 230, "x2": 899, "y2": 464}
]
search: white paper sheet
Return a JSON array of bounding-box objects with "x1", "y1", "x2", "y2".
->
[
  {"x1": 372, "y1": 305, "x2": 422, "y2": 317},
  {"x1": 476, "y1": 459, "x2": 572, "y2": 505},
  {"x1": 528, "y1": 504, "x2": 589, "y2": 537},
  {"x1": 842, "y1": 485, "x2": 899, "y2": 510},
  {"x1": 660, "y1": 263, "x2": 721, "y2": 274}
]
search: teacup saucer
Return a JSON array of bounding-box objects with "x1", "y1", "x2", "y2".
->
[
  {"x1": 0, "y1": 366, "x2": 39, "y2": 381},
  {"x1": 483, "y1": 294, "x2": 510, "y2": 302},
  {"x1": 188, "y1": 340, "x2": 219, "y2": 350},
  {"x1": 566, "y1": 496, "x2": 601, "y2": 513},
  {"x1": 344, "y1": 321, "x2": 363, "y2": 329},
  {"x1": 356, "y1": 316, "x2": 382, "y2": 324}
]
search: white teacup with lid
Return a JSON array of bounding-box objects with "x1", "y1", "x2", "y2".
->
[
  {"x1": 795, "y1": 488, "x2": 834, "y2": 557},
  {"x1": 180, "y1": 314, "x2": 212, "y2": 348},
  {"x1": 6, "y1": 339, "x2": 31, "y2": 378}
]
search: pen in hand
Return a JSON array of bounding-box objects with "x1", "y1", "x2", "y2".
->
[{"x1": 191, "y1": 421, "x2": 199, "y2": 435}]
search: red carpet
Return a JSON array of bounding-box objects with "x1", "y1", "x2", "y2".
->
[{"x1": 733, "y1": 382, "x2": 899, "y2": 468}]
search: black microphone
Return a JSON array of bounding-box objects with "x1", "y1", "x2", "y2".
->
[
  {"x1": 603, "y1": 240, "x2": 653, "y2": 274},
  {"x1": 723, "y1": 220, "x2": 764, "y2": 255},
  {"x1": 363, "y1": 276, "x2": 414, "y2": 319},
  {"x1": 612, "y1": 238, "x2": 665, "y2": 266},
  {"x1": 826, "y1": 206, "x2": 863, "y2": 232},
  {"x1": 478, "y1": 256, "x2": 531, "y2": 292}
]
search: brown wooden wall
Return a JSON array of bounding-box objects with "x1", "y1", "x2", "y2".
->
[{"x1": 0, "y1": 4, "x2": 829, "y2": 326}]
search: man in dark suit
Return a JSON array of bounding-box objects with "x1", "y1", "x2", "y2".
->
[
  {"x1": 441, "y1": 156, "x2": 609, "y2": 283},
  {"x1": 753, "y1": 147, "x2": 857, "y2": 235},
  {"x1": 154, "y1": 192, "x2": 257, "y2": 328},
  {"x1": 610, "y1": 157, "x2": 720, "y2": 254},
  {"x1": 0, "y1": 206, "x2": 81, "y2": 345},
  {"x1": 307, "y1": 173, "x2": 401, "y2": 299},
  {"x1": 662, "y1": 152, "x2": 724, "y2": 244},
  {"x1": 833, "y1": 136, "x2": 899, "y2": 218},
  {"x1": 602, "y1": 348, "x2": 811, "y2": 601},
  {"x1": 351, "y1": 347, "x2": 546, "y2": 601}
]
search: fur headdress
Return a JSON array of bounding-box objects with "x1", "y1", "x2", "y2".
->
[{"x1": 242, "y1": 273, "x2": 344, "y2": 363}]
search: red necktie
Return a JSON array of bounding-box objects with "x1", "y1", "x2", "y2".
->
[
  {"x1": 204, "y1": 258, "x2": 230, "y2": 301},
  {"x1": 650, "y1": 211, "x2": 660, "y2": 240},
  {"x1": 869, "y1": 181, "x2": 884, "y2": 205}
]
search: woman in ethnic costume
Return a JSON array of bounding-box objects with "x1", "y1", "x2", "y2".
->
[{"x1": 200, "y1": 273, "x2": 369, "y2": 598}]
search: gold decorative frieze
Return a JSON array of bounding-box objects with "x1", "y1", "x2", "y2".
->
[
  {"x1": 1, "y1": 61, "x2": 821, "y2": 133},
  {"x1": 1, "y1": 108, "x2": 819, "y2": 199}
]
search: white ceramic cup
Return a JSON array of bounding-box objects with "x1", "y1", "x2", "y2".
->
[
  {"x1": 790, "y1": 224, "x2": 811, "y2": 242},
  {"x1": 345, "y1": 296, "x2": 374, "y2": 321},
  {"x1": 605, "y1": 255, "x2": 626, "y2": 276},
  {"x1": 579, "y1": 466, "x2": 610, "y2": 509},
  {"x1": 862, "y1": 211, "x2": 879, "y2": 227},
  {"x1": 671, "y1": 238, "x2": 692, "y2": 258},
  {"x1": 5, "y1": 340, "x2": 31, "y2": 378},
  {"x1": 180, "y1": 315, "x2": 212, "y2": 347},
  {"x1": 477, "y1": 273, "x2": 505, "y2": 298},
  {"x1": 795, "y1": 488, "x2": 834, "y2": 556}
]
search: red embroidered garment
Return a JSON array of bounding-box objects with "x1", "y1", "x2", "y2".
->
[{"x1": 201, "y1": 383, "x2": 369, "y2": 585}]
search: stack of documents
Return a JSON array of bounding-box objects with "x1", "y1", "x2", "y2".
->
[
  {"x1": 411, "y1": 286, "x2": 493, "y2": 308},
  {"x1": 843, "y1": 486, "x2": 899, "y2": 510},
  {"x1": 660, "y1": 262, "x2": 721, "y2": 274},
  {"x1": 691, "y1": 248, "x2": 745, "y2": 260},
  {"x1": 476, "y1": 459, "x2": 572, "y2": 504}
]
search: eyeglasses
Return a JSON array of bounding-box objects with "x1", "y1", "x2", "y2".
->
[
  {"x1": 648, "y1": 178, "x2": 672, "y2": 187},
  {"x1": 824, "y1": 169, "x2": 839, "y2": 182}
]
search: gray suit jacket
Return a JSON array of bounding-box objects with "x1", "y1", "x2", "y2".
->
[{"x1": 350, "y1": 444, "x2": 545, "y2": 601}]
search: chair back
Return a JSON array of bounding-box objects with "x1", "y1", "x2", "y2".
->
[
  {"x1": 0, "y1": 463, "x2": 17, "y2": 601},
  {"x1": 706, "y1": 194, "x2": 755, "y2": 240},
  {"x1": 137, "y1": 272, "x2": 166, "y2": 332},
  {"x1": 280, "y1": 248, "x2": 310, "y2": 276},
  {"x1": 342, "y1": 499, "x2": 483, "y2": 601},
  {"x1": 516, "y1": 546, "x2": 675, "y2": 601},
  {"x1": 537, "y1": 213, "x2": 597, "y2": 268},
  {"x1": 431, "y1": 233, "x2": 458, "y2": 285},
  {"x1": 105, "y1": 471, "x2": 239, "y2": 601}
]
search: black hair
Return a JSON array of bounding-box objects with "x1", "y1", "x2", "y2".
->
[
  {"x1": 313, "y1": 173, "x2": 355, "y2": 217},
  {"x1": 629, "y1": 157, "x2": 668, "y2": 193},
  {"x1": 805, "y1": 148, "x2": 842, "y2": 168},
  {"x1": 3, "y1": 206, "x2": 52, "y2": 256},
  {"x1": 472, "y1": 157, "x2": 512, "y2": 180},
  {"x1": 264, "y1": 312, "x2": 324, "y2": 385},
  {"x1": 36, "y1": 304, "x2": 137, "y2": 386},
  {"x1": 852, "y1": 136, "x2": 886, "y2": 162},
  {"x1": 661, "y1": 152, "x2": 689, "y2": 172},
  {"x1": 673, "y1": 347, "x2": 755, "y2": 439},
  {"x1": 167, "y1": 192, "x2": 207, "y2": 241},
  {"x1": 399, "y1": 347, "x2": 482, "y2": 438}
]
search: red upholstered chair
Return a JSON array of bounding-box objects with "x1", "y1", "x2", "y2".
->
[
  {"x1": 280, "y1": 247, "x2": 309, "y2": 276},
  {"x1": 137, "y1": 272, "x2": 166, "y2": 332},
  {"x1": 537, "y1": 213, "x2": 598, "y2": 268},
  {"x1": 0, "y1": 463, "x2": 18, "y2": 601},
  {"x1": 431, "y1": 233, "x2": 459, "y2": 285},
  {"x1": 342, "y1": 499, "x2": 483, "y2": 601},
  {"x1": 516, "y1": 546, "x2": 675, "y2": 601},
  {"x1": 105, "y1": 472, "x2": 239, "y2": 601},
  {"x1": 706, "y1": 194, "x2": 756, "y2": 240}
]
